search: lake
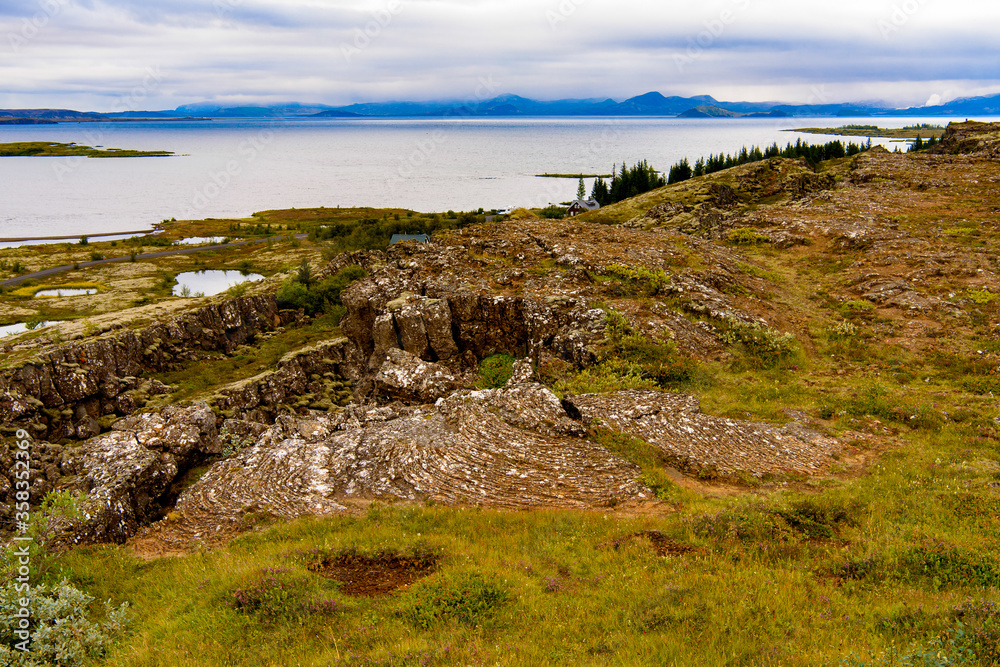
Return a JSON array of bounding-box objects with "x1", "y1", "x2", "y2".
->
[{"x1": 0, "y1": 115, "x2": 983, "y2": 239}]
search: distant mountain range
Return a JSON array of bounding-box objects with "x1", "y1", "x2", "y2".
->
[{"x1": 4, "y1": 90, "x2": 1000, "y2": 122}]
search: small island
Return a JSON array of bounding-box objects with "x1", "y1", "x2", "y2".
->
[
  {"x1": 0, "y1": 141, "x2": 173, "y2": 157},
  {"x1": 787, "y1": 124, "x2": 946, "y2": 139}
]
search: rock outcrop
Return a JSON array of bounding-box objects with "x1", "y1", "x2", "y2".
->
[
  {"x1": 0, "y1": 294, "x2": 295, "y2": 441},
  {"x1": 133, "y1": 383, "x2": 649, "y2": 551},
  {"x1": 568, "y1": 390, "x2": 841, "y2": 479},
  {"x1": 931, "y1": 120, "x2": 1000, "y2": 158},
  {"x1": 372, "y1": 348, "x2": 465, "y2": 403},
  {"x1": 210, "y1": 338, "x2": 356, "y2": 423},
  {"x1": 55, "y1": 403, "x2": 219, "y2": 544}
]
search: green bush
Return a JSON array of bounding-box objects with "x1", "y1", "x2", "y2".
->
[
  {"x1": 401, "y1": 572, "x2": 511, "y2": 629},
  {"x1": 276, "y1": 264, "x2": 366, "y2": 318},
  {"x1": 229, "y1": 567, "x2": 340, "y2": 624},
  {"x1": 0, "y1": 580, "x2": 129, "y2": 666},
  {"x1": 478, "y1": 354, "x2": 517, "y2": 388},
  {"x1": 967, "y1": 288, "x2": 996, "y2": 305},
  {"x1": 726, "y1": 228, "x2": 769, "y2": 246},
  {"x1": 719, "y1": 321, "x2": 797, "y2": 369},
  {"x1": 603, "y1": 263, "x2": 670, "y2": 296}
]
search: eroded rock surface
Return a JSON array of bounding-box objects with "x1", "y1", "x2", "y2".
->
[
  {"x1": 373, "y1": 347, "x2": 465, "y2": 403},
  {"x1": 55, "y1": 403, "x2": 219, "y2": 544},
  {"x1": 134, "y1": 384, "x2": 648, "y2": 550},
  {"x1": 569, "y1": 390, "x2": 841, "y2": 479}
]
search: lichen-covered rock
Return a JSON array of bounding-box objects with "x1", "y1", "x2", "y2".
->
[
  {"x1": 373, "y1": 348, "x2": 464, "y2": 403},
  {"x1": 210, "y1": 338, "x2": 355, "y2": 423},
  {"x1": 568, "y1": 390, "x2": 841, "y2": 479},
  {"x1": 54, "y1": 403, "x2": 219, "y2": 544},
  {"x1": 133, "y1": 384, "x2": 648, "y2": 551},
  {"x1": 0, "y1": 294, "x2": 294, "y2": 440},
  {"x1": 505, "y1": 358, "x2": 535, "y2": 385},
  {"x1": 931, "y1": 120, "x2": 1000, "y2": 158}
]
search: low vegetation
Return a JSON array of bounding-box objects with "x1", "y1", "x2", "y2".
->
[
  {"x1": 789, "y1": 126, "x2": 947, "y2": 139},
  {"x1": 0, "y1": 141, "x2": 172, "y2": 158}
]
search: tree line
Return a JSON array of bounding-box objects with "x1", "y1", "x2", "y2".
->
[{"x1": 589, "y1": 138, "x2": 874, "y2": 206}]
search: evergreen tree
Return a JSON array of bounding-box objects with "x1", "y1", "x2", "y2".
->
[
  {"x1": 576, "y1": 176, "x2": 587, "y2": 200},
  {"x1": 591, "y1": 176, "x2": 610, "y2": 206},
  {"x1": 667, "y1": 158, "x2": 692, "y2": 184}
]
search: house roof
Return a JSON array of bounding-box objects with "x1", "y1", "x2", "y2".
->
[{"x1": 567, "y1": 199, "x2": 601, "y2": 211}]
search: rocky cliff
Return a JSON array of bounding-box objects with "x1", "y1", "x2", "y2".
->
[{"x1": 0, "y1": 294, "x2": 295, "y2": 441}]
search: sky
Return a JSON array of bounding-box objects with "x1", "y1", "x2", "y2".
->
[{"x1": 1, "y1": 0, "x2": 999, "y2": 112}]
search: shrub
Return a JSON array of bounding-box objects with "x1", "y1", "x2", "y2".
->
[
  {"x1": 478, "y1": 354, "x2": 517, "y2": 388},
  {"x1": 230, "y1": 567, "x2": 340, "y2": 623},
  {"x1": 967, "y1": 288, "x2": 996, "y2": 305},
  {"x1": 726, "y1": 228, "x2": 769, "y2": 246},
  {"x1": 276, "y1": 265, "x2": 366, "y2": 317},
  {"x1": 0, "y1": 580, "x2": 129, "y2": 666},
  {"x1": 401, "y1": 572, "x2": 511, "y2": 629},
  {"x1": 603, "y1": 263, "x2": 670, "y2": 296},
  {"x1": 719, "y1": 321, "x2": 797, "y2": 369},
  {"x1": 899, "y1": 539, "x2": 1000, "y2": 590}
]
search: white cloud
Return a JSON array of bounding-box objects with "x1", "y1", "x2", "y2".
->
[{"x1": 1, "y1": 0, "x2": 999, "y2": 109}]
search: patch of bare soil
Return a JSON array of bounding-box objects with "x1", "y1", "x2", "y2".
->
[{"x1": 308, "y1": 551, "x2": 439, "y2": 597}]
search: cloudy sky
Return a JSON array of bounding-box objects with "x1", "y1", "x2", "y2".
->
[{"x1": 2, "y1": 0, "x2": 999, "y2": 111}]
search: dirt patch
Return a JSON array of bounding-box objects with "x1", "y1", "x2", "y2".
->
[
  {"x1": 308, "y1": 551, "x2": 439, "y2": 597},
  {"x1": 606, "y1": 530, "x2": 701, "y2": 557}
]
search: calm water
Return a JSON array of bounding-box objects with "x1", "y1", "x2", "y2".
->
[
  {"x1": 0, "y1": 116, "x2": 984, "y2": 239},
  {"x1": 34, "y1": 288, "x2": 97, "y2": 297},
  {"x1": 172, "y1": 270, "x2": 264, "y2": 297}
]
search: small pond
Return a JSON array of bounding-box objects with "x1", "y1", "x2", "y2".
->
[
  {"x1": 173, "y1": 270, "x2": 264, "y2": 297},
  {"x1": 0, "y1": 321, "x2": 50, "y2": 337},
  {"x1": 34, "y1": 288, "x2": 98, "y2": 297},
  {"x1": 177, "y1": 236, "x2": 226, "y2": 245}
]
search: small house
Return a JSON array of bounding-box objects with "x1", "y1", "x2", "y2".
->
[{"x1": 566, "y1": 199, "x2": 601, "y2": 216}]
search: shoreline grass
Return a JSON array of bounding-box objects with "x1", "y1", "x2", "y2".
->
[{"x1": 0, "y1": 141, "x2": 173, "y2": 158}]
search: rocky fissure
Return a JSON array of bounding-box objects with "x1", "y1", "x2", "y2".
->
[{"x1": 14, "y1": 126, "x2": 1000, "y2": 550}]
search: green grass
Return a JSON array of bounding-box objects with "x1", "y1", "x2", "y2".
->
[
  {"x1": 46, "y1": 427, "x2": 1000, "y2": 667},
  {"x1": 150, "y1": 311, "x2": 345, "y2": 403},
  {"x1": 0, "y1": 141, "x2": 172, "y2": 158}
]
